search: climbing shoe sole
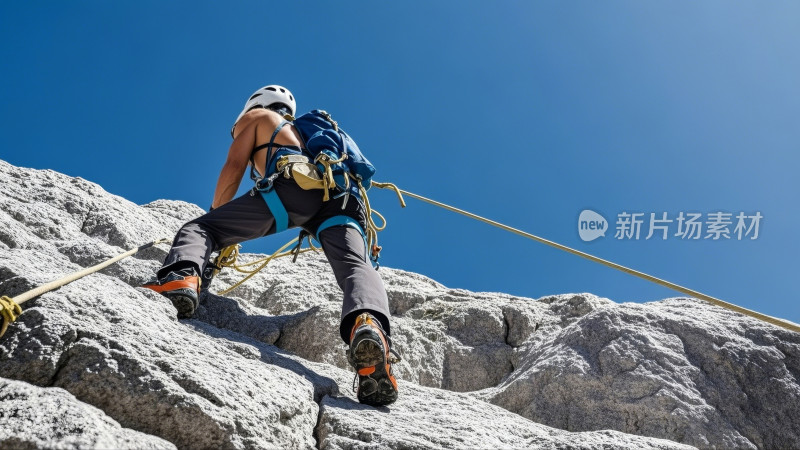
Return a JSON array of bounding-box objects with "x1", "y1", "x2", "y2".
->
[
  {"x1": 162, "y1": 289, "x2": 198, "y2": 319},
  {"x1": 351, "y1": 337, "x2": 398, "y2": 406},
  {"x1": 352, "y1": 336, "x2": 386, "y2": 368},
  {"x1": 348, "y1": 313, "x2": 399, "y2": 407}
]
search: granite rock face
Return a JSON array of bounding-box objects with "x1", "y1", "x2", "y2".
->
[
  {"x1": 476, "y1": 297, "x2": 800, "y2": 450},
  {"x1": 315, "y1": 381, "x2": 689, "y2": 450},
  {"x1": 1, "y1": 159, "x2": 797, "y2": 449},
  {"x1": 0, "y1": 377, "x2": 175, "y2": 450}
]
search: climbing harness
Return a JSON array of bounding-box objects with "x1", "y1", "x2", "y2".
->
[
  {"x1": 0, "y1": 238, "x2": 170, "y2": 338},
  {"x1": 244, "y1": 108, "x2": 384, "y2": 273},
  {"x1": 369, "y1": 182, "x2": 800, "y2": 334},
  {"x1": 209, "y1": 202, "x2": 383, "y2": 296}
]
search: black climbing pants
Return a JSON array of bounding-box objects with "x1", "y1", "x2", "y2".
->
[{"x1": 158, "y1": 176, "x2": 391, "y2": 343}]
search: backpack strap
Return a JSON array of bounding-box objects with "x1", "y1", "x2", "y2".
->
[{"x1": 249, "y1": 120, "x2": 293, "y2": 182}]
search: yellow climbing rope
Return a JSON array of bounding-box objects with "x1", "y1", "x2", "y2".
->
[
  {"x1": 0, "y1": 238, "x2": 170, "y2": 338},
  {"x1": 5, "y1": 182, "x2": 791, "y2": 339},
  {"x1": 371, "y1": 182, "x2": 800, "y2": 334},
  {"x1": 358, "y1": 179, "x2": 388, "y2": 260},
  {"x1": 0, "y1": 296, "x2": 22, "y2": 338},
  {"x1": 212, "y1": 237, "x2": 318, "y2": 296}
]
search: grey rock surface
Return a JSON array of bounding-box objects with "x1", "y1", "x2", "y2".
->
[
  {"x1": 316, "y1": 381, "x2": 692, "y2": 450},
  {"x1": 476, "y1": 296, "x2": 800, "y2": 450},
  {"x1": 0, "y1": 159, "x2": 797, "y2": 449},
  {"x1": 0, "y1": 274, "x2": 325, "y2": 449},
  {"x1": 0, "y1": 377, "x2": 175, "y2": 450}
]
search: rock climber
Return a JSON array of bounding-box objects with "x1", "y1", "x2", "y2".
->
[{"x1": 143, "y1": 85, "x2": 398, "y2": 406}]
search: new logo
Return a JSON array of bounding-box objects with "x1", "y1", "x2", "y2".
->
[{"x1": 579, "y1": 210, "x2": 607, "y2": 242}]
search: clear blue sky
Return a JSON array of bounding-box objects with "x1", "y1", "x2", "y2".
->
[{"x1": 2, "y1": 2, "x2": 798, "y2": 324}]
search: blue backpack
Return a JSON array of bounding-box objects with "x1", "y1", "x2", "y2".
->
[
  {"x1": 253, "y1": 109, "x2": 382, "y2": 266},
  {"x1": 293, "y1": 110, "x2": 376, "y2": 196}
]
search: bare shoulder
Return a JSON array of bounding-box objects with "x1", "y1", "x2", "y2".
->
[{"x1": 233, "y1": 108, "x2": 280, "y2": 139}]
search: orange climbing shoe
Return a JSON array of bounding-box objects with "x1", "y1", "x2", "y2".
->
[
  {"x1": 142, "y1": 268, "x2": 200, "y2": 318},
  {"x1": 348, "y1": 313, "x2": 399, "y2": 406}
]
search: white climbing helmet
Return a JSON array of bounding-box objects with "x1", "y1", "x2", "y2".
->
[{"x1": 231, "y1": 85, "x2": 296, "y2": 133}]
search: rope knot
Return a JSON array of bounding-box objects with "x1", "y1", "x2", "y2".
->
[{"x1": 0, "y1": 295, "x2": 23, "y2": 338}]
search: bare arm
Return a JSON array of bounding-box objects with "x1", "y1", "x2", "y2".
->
[
  {"x1": 210, "y1": 115, "x2": 260, "y2": 209},
  {"x1": 210, "y1": 109, "x2": 299, "y2": 209}
]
